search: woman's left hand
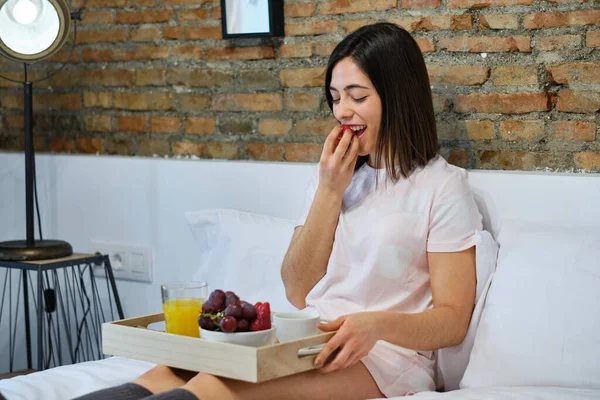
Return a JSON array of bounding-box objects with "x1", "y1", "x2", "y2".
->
[{"x1": 314, "y1": 313, "x2": 381, "y2": 373}]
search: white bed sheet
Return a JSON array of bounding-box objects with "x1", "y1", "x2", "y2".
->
[
  {"x1": 383, "y1": 386, "x2": 600, "y2": 400},
  {"x1": 2, "y1": 357, "x2": 599, "y2": 400},
  {"x1": 0, "y1": 357, "x2": 155, "y2": 400}
]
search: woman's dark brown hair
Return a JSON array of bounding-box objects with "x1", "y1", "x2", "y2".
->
[{"x1": 325, "y1": 22, "x2": 439, "y2": 182}]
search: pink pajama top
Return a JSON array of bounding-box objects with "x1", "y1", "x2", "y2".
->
[{"x1": 296, "y1": 155, "x2": 483, "y2": 397}]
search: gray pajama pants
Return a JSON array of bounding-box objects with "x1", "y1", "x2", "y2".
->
[{"x1": 71, "y1": 383, "x2": 199, "y2": 400}]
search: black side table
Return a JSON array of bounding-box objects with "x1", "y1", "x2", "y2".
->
[{"x1": 0, "y1": 253, "x2": 124, "y2": 374}]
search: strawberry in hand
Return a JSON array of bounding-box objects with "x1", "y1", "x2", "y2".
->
[{"x1": 250, "y1": 302, "x2": 271, "y2": 331}]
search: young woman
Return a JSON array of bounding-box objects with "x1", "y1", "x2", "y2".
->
[{"x1": 76, "y1": 22, "x2": 482, "y2": 400}]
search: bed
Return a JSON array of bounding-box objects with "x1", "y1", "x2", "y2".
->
[{"x1": 1, "y1": 155, "x2": 599, "y2": 399}]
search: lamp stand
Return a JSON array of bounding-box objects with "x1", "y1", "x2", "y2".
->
[{"x1": 0, "y1": 81, "x2": 73, "y2": 261}]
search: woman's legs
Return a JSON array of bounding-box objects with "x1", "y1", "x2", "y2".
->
[
  {"x1": 132, "y1": 365, "x2": 195, "y2": 394},
  {"x1": 128, "y1": 360, "x2": 383, "y2": 400},
  {"x1": 179, "y1": 361, "x2": 384, "y2": 400},
  {"x1": 72, "y1": 366, "x2": 192, "y2": 400}
]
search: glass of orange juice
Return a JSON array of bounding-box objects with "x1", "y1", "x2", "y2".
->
[{"x1": 161, "y1": 281, "x2": 208, "y2": 338}]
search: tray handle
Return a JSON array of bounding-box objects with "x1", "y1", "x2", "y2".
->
[
  {"x1": 297, "y1": 343, "x2": 325, "y2": 358},
  {"x1": 296, "y1": 319, "x2": 332, "y2": 358}
]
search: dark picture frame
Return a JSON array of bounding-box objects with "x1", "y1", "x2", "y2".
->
[{"x1": 220, "y1": 0, "x2": 284, "y2": 39}]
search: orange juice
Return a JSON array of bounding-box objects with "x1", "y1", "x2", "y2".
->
[{"x1": 162, "y1": 298, "x2": 204, "y2": 337}]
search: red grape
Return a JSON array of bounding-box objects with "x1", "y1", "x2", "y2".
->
[
  {"x1": 198, "y1": 316, "x2": 216, "y2": 331},
  {"x1": 201, "y1": 301, "x2": 218, "y2": 314},
  {"x1": 224, "y1": 302, "x2": 243, "y2": 319},
  {"x1": 237, "y1": 319, "x2": 249, "y2": 332},
  {"x1": 241, "y1": 303, "x2": 257, "y2": 320},
  {"x1": 220, "y1": 316, "x2": 237, "y2": 333},
  {"x1": 225, "y1": 292, "x2": 240, "y2": 307},
  {"x1": 208, "y1": 289, "x2": 226, "y2": 311}
]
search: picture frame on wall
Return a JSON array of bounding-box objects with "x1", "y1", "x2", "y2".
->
[{"x1": 220, "y1": 0, "x2": 284, "y2": 39}]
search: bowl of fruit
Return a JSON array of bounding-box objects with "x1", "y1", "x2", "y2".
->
[{"x1": 198, "y1": 289, "x2": 276, "y2": 347}]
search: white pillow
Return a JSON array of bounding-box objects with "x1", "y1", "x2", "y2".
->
[
  {"x1": 185, "y1": 208, "x2": 297, "y2": 313},
  {"x1": 461, "y1": 220, "x2": 600, "y2": 389},
  {"x1": 435, "y1": 230, "x2": 499, "y2": 391}
]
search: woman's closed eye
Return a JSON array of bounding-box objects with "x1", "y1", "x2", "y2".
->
[{"x1": 332, "y1": 96, "x2": 367, "y2": 104}]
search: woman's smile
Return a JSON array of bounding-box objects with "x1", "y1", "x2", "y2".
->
[{"x1": 330, "y1": 57, "x2": 382, "y2": 161}]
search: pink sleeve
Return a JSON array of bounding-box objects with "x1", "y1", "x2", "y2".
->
[
  {"x1": 295, "y1": 165, "x2": 319, "y2": 228},
  {"x1": 427, "y1": 170, "x2": 483, "y2": 253}
]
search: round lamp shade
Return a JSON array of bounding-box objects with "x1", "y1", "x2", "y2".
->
[{"x1": 0, "y1": 0, "x2": 71, "y2": 63}]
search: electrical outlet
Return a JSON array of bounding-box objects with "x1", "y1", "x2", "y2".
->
[
  {"x1": 89, "y1": 240, "x2": 153, "y2": 283},
  {"x1": 109, "y1": 251, "x2": 128, "y2": 271}
]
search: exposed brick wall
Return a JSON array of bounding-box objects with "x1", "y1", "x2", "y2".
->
[{"x1": 0, "y1": 0, "x2": 598, "y2": 171}]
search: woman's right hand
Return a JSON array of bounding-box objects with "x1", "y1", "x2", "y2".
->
[{"x1": 318, "y1": 125, "x2": 360, "y2": 199}]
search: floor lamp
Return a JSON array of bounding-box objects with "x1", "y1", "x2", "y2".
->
[{"x1": 0, "y1": 0, "x2": 74, "y2": 261}]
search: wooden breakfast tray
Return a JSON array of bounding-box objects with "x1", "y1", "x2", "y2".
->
[{"x1": 102, "y1": 313, "x2": 334, "y2": 383}]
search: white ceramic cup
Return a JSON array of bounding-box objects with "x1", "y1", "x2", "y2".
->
[{"x1": 273, "y1": 310, "x2": 320, "y2": 343}]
